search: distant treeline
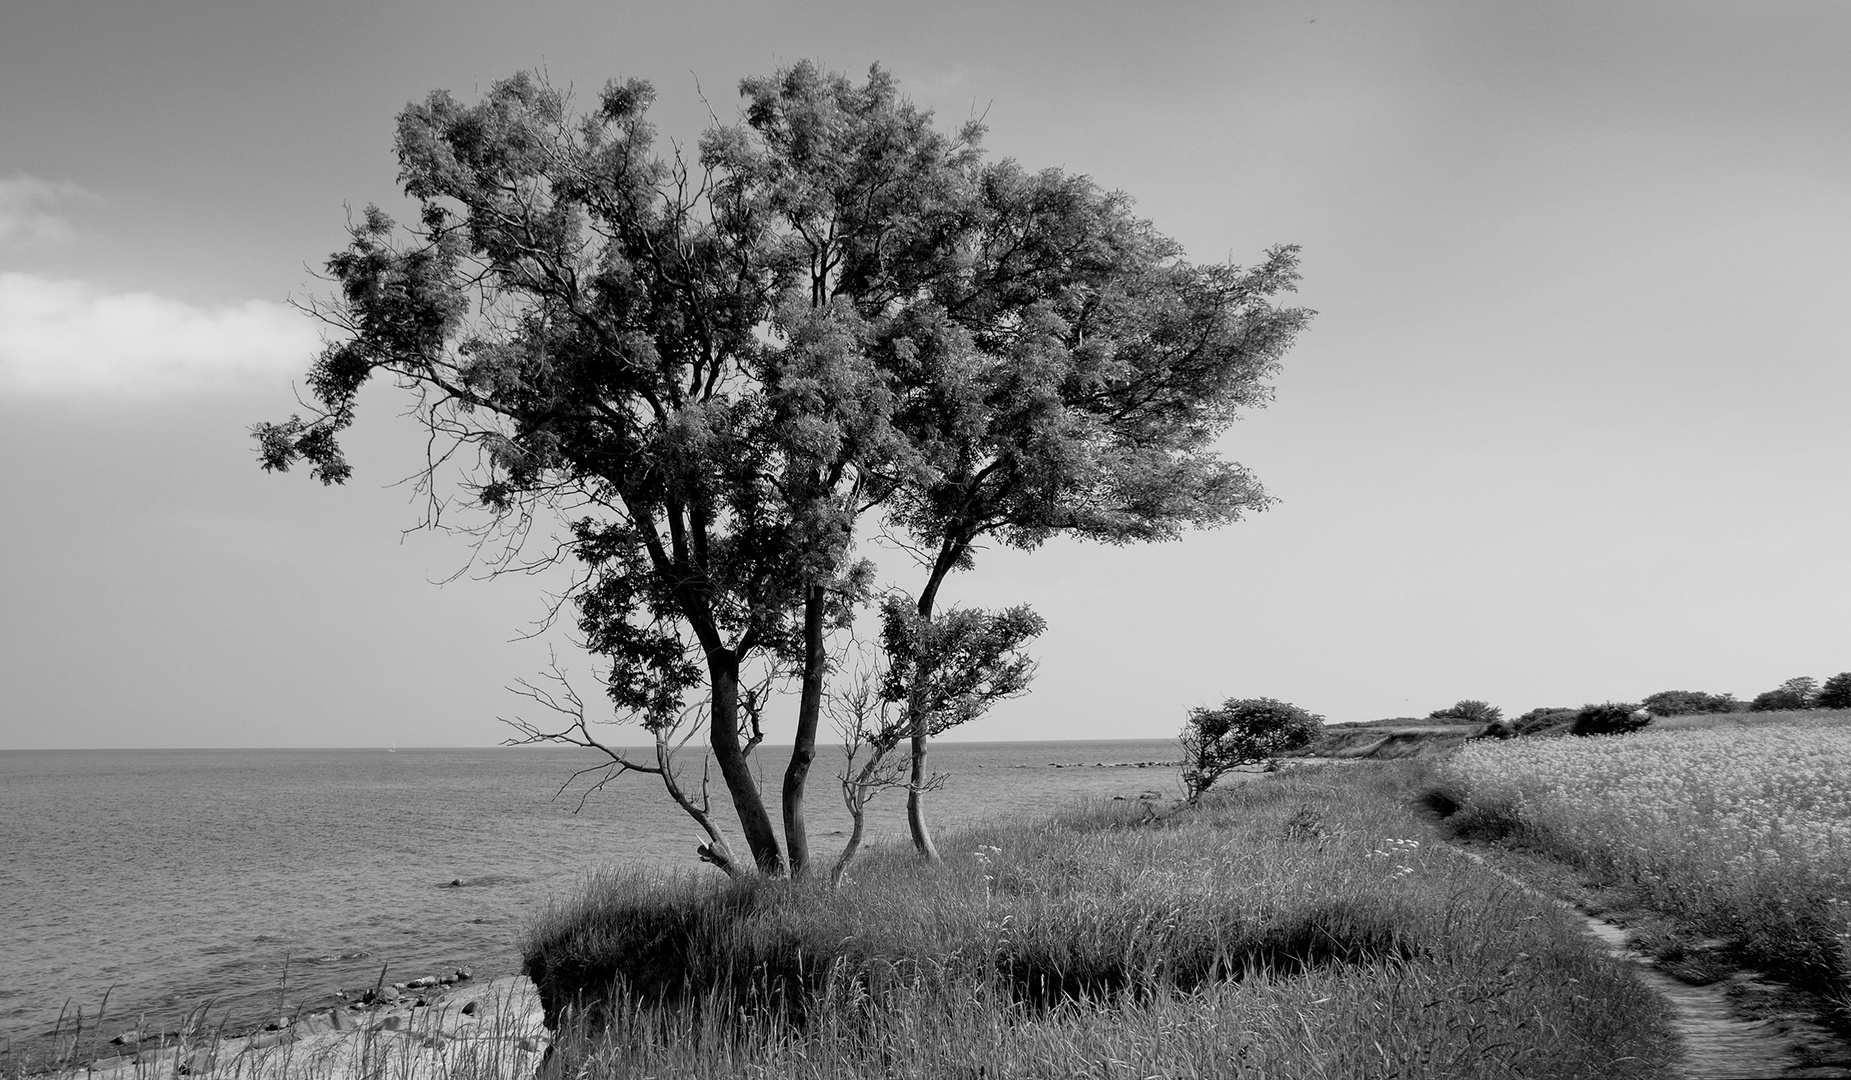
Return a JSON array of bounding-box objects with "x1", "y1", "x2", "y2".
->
[{"x1": 1354, "y1": 672, "x2": 1851, "y2": 740}]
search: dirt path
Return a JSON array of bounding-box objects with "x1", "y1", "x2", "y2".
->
[
  {"x1": 1441, "y1": 843, "x2": 1850, "y2": 1079},
  {"x1": 1574, "y1": 916, "x2": 1849, "y2": 1079}
]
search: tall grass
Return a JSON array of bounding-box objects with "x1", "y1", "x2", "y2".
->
[
  {"x1": 1438, "y1": 714, "x2": 1851, "y2": 1001},
  {"x1": 526, "y1": 763, "x2": 1678, "y2": 1078}
]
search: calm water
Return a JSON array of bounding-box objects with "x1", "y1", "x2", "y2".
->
[{"x1": 0, "y1": 741, "x2": 1178, "y2": 1053}]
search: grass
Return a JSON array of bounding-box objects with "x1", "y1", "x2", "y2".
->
[
  {"x1": 523, "y1": 762, "x2": 1679, "y2": 1078},
  {"x1": 1436, "y1": 711, "x2": 1851, "y2": 1016},
  {"x1": 3, "y1": 978, "x2": 546, "y2": 1080}
]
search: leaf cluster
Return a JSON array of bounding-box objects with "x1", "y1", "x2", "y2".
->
[{"x1": 877, "y1": 596, "x2": 1047, "y2": 739}]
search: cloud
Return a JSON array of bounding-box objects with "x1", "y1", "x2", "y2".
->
[
  {"x1": 0, "y1": 173, "x2": 93, "y2": 249},
  {"x1": 0, "y1": 272, "x2": 322, "y2": 400},
  {"x1": 898, "y1": 63, "x2": 976, "y2": 104}
]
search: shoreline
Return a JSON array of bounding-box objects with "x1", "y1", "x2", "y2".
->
[
  {"x1": 27, "y1": 975, "x2": 549, "y2": 1080},
  {"x1": 3, "y1": 958, "x2": 527, "y2": 1076}
]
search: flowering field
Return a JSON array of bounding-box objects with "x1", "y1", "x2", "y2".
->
[{"x1": 1439, "y1": 717, "x2": 1851, "y2": 994}]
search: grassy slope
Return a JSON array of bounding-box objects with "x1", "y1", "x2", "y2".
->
[
  {"x1": 524, "y1": 763, "x2": 1678, "y2": 1079},
  {"x1": 1308, "y1": 725, "x2": 1489, "y2": 759}
]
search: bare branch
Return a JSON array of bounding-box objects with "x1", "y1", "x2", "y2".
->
[{"x1": 500, "y1": 655, "x2": 742, "y2": 875}]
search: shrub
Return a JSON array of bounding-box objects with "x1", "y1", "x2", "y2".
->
[
  {"x1": 1818, "y1": 672, "x2": 1851, "y2": 710},
  {"x1": 1512, "y1": 707, "x2": 1577, "y2": 736},
  {"x1": 1750, "y1": 677, "x2": 1816, "y2": 712},
  {"x1": 1427, "y1": 699, "x2": 1502, "y2": 724},
  {"x1": 1639, "y1": 689, "x2": 1738, "y2": 717},
  {"x1": 1179, "y1": 697, "x2": 1324, "y2": 801},
  {"x1": 1751, "y1": 689, "x2": 1807, "y2": 712},
  {"x1": 1570, "y1": 702, "x2": 1650, "y2": 737}
]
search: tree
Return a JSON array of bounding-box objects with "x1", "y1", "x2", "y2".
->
[
  {"x1": 254, "y1": 61, "x2": 1307, "y2": 875},
  {"x1": 1428, "y1": 700, "x2": 1502, "y2": 724},
  {"x1": 825, "y1": 597, "x2": 1044, "y2": 884},
  {"x1": 824, "y1": 652, "x2": 909, "y2": 887},
  {"x1": 1179, "y1": 698, "x2": 1324, "y2": 801},
  {"x1": 1750, "y1": 676, "x2": 1817, "y2": 712},
  {"x1": 868, "y1": 165, "x2": 1312, "y2": 858},
  {"x1": 1818, "y1": 672, "x2": 1851, "y2": 710},
  {"x1": 255, "y1": 64, "x2": 973, "y2": 877},
  {"x1": 1640, "y1": 690, "x2": 1738, "y2": 716}
]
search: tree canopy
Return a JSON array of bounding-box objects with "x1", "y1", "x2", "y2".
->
[{"x1": 256, "y1": 62, "x2": 1310, "y2": 877}]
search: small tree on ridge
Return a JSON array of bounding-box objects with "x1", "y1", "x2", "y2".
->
[{"x1": 1180, "y1": 697, "x2": 1324, "y2": 802}]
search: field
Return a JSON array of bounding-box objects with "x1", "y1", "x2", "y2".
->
[
  {"x1": 1437, "y1": 712, "x2": 1851, "y2": 1008},
  {"x1": 522, "y1": 762, "x2": 1677, "y2": 1079}
]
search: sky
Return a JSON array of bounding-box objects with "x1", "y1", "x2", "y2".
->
[{"x1": 1, "y1": 0, "x2": 1847, "y2": 749}]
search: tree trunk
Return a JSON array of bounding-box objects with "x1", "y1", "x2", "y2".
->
[
  {"x1": 781, "y1": 583, "x2": 827, "y2": 878},
  {"x1": 905, "y1": 716, "x2": 940, "y2": 862},
  {"x1": 903, "y1": 540, "x2": 965, "y2": 863},
  {"x1": 831, "y1": 741, "x2": 890, "y2": 887},
  {"x1": 708, "y1": 649, "x2": 786, "y2": 875}
]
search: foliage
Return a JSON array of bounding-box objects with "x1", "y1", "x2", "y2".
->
[
  {"x1": 1753, "y1": 676, "x2": 1818, "y2": 712},
  {"x1": 1439, "y1": 718, "x2": 1851, "y2": 996},
  {"x1": 524, "y1": 763, "x2": 1677, "y2": 1080},
  {"x1": 255, "y1": 62, "x2": 1308, "y2": 877},
  {"x1": 877, "y1": 599, "x2": 1045, "y2": 738},
  {"x1": 1820, "y1": 672, "x2": 1851, "y2": 710},
  {"x1": 1639, "y1": 689, "x2": 1739, "y2": 716},
  {"x1": 1427, "y1": 699, "x2": 1502, "y2": 724},
  {"x1": 856, "y1": 141, "x2": 1311, "y2": 858},
  {"x1": 1179, "y1": 698, "x2": 1324, "y2": 800},
  {"x1": 1751, "y1": 689, "x2": 1809, "y2": 712},
  {"x1": 1511, "y1": 707, "x2": 1577, "y2": 736},
  {"x1": 260, "y1": 63, "x2": 1310, "y2": 881},
  {"x1": 1569, "y1": 702, "x2": 1650, "y2": 737}
]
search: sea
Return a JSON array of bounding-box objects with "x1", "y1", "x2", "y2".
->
[{"x1": 0, "y1": 740, "x2": 1179, "y2": 1057}]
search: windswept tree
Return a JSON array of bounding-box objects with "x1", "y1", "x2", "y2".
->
[
  {"x1": 256, "y1": 60, "x2": 1308, "y2": 875},
  {"x1": 1180, "y1": 697, "x2": 1325, "y2": 801}
]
